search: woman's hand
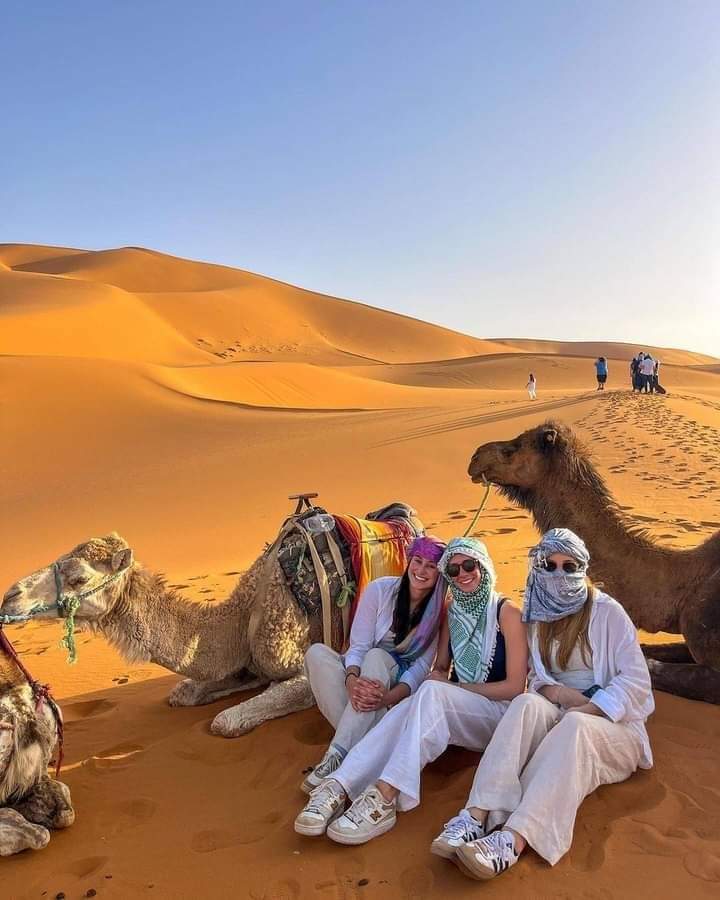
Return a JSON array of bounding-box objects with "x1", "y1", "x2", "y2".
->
[
  {"x1": 427, "y1": 669, "x2": 449, "y2": 682},
  {"x1": 539, "y1": 684, "x2": 587, "y2": 709},
  {"x1": 347, "y1": 676, "x2": 386, "y2": 712},
  {"x1": 568, "y1": 702, "x2": 607, "y2": 718}
]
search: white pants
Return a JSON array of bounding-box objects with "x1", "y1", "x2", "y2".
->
[
  {"x1": 334, "y1": 680, "x2": 508, "y2": 811},
  {"x1": 304, "y1": 644, "x2": 398, "y2": 754},
  {"x1": 528, "y1": 385, "x2": 536, "y2": 400},
  {"x1": 467, "y1": 693, "x2": 644, "y2": 865}
]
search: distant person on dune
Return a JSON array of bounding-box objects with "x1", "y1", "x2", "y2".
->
[
  {"x1": 294, "y1": 537, "x2": 528, "y2": 844},
  {"x1": 594, "y1": 357, "x2": 608, "y2": 391},
  {"x1": 436, "y1": 528, "x2": 654, "y2": 881},
  {"x1": 301, "y1": 536, "x2": 447, "y2": 793},
  {"x1": 652, "y1": 358, "x2": 661, "y2": 392},
  {"x1": 639, "y1": 353, "x2": 655, "y2": 393},
  {"x1": 526, "y1": 373, "x2": 537, "y2": 401}
]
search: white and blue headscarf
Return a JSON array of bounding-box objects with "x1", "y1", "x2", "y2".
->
[{"x1": 522, "y1": 528, "x2": 590, "y2": 623}]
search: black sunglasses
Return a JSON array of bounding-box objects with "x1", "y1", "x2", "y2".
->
[
  {"x1": 541, "y1": 560, "x2": 581, "y2": 574},
  {"x1": 446, "y1": 559, "x2": 480, "y2": 578}
]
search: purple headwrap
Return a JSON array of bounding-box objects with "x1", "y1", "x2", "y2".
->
[{"x1": 406, "y1": 535, "x2": 446, "y2": 565}]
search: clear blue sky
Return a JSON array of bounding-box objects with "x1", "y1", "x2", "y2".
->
[{"x1": 3, "y1": 1, "x2": 719, "y2": 356}]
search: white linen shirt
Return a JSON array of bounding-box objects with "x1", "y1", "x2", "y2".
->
[
  {"x1": 528, "y1": 591, "x2": 655, "y2": 768},
  {"x1": 343, "y1": 576, "x2": 439, "y2": 694}
]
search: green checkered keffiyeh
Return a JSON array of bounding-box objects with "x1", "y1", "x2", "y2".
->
[{"x1": 447, "y1": 568, "x2": 500, "y2": 684}]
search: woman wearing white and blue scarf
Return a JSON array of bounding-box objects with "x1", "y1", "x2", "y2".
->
[
  {"x1": 294, "y1": 536, "x2": 528, "y2": 845},
  {"x1": 436, "y1": 528, "x2": 654, "y2": 881}
]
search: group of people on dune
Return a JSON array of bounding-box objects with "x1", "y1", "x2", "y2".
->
[
  {"x1": 631, "y1": 352, "x2": 662, "y2": 393},
  {"x1": 294, "y1": 528, "x2": 653, "y2": 882}
]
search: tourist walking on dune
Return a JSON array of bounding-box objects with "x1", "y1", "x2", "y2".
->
[
  {"x1": 594, "y1": 357, "x2": 608, "y2": 390},
  {"x1": 526, "y1": 373, "x2": 537, "y2": 401},
  {"x1": 301, "y1": 536, "x2": 447, "y2": 792},
  {"x1": 639, "y1": 353, "x2": 655, "y2": 393},
  {"x1": 294, "y1": 537, "x2": 528, "y2": 844},
  {"x1": 432, "y1": 528, "x2": 654, "y2": 881}
]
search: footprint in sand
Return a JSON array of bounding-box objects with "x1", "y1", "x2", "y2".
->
[
  {"x1": 399, "y1": 864, "x2": 436, "y2": 899},
  {"x1": 65, "y1": 855, "x2": 110, "y2": 877},
  {"x1": 118, "y1": 797, "x2": 157, "y2": 823},
  {"x1": 63, "y1": 698, "x2": 116, "y2": 723},
  {"x1": 684, "y1": 850, "x2": 720, "y2": 882},
  {"x1": 191, "y1": 809, "x2": 282, "y2": 852},
  {"x1": 251, "y1": 878, "x2": 301, "y2": 900},
  {"x1": 86, "y1": 742, "x2": 145, "y2": 772}
]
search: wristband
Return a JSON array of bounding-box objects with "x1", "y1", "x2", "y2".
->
[
  {"x1": 345, "y1": 671, "x2": 358, "y2": 685},
  {"x1": 582, "y1": 684, "x2": 602, "y2": 699}
]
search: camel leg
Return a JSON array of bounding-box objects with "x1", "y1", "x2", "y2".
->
[
  {"x1": 210, "y1": 674, "x2": 315, "y2": 738},
  {"x1": 641, "y1": 642, "x2": 694, "y2": 664},
  {"x1": 10, "y1": 777, "x2": 75, "y2": 830},
  {"x1": 167, "y1": 671, "x2": 269, "y2": 707},
  {"x1": 646, "y1": 659, "x2": 720, "y2": 704},
  {"x1": 0, "y1": 808, "x2": 50, "y2": 856}
]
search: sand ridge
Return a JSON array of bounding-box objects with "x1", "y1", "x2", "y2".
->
[{"x1": 1, "y1": 243, "x2": 720, "y2": 898}]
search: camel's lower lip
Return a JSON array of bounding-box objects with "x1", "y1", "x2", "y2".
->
[{"x1": 470, "y1": 473, "x2": 485, "y2": 483}]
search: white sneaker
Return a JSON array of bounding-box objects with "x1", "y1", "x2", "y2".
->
[
  {"x1": 301, "y1": 746, "x2": 345, "y2": 794},
  {"x1": 430, "y1": 809, "x2": 485, "y2": 859},
  {"x1": 294, "y1": 779, "x2": 347, "y2": 837},
  {"x1": 326, "y1": 786, "x2": 396, "y2": 845},
  {"x1": 455, "y1": 829, "x2": 519, "y2": 880}
]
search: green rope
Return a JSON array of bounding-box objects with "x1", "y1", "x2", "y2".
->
[
  {"x1": 336, "y1": 580, "x2": 356, "y2": 608},
  {"x1": 463, "y1": 479, "x2": 492, "y2": 538},
  {"x1": 59, "y1": 596, "x2": 81, "y2": 664}
]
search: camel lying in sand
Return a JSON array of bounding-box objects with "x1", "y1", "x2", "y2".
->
[
  {"x1": 0, "y1": 523, "x2": 401, "y2": 738},
  {"x1": 0, "y1": 646, "x2": 75, "y2": 856},
  {"x1": 468, "y1": 420, "x2": 720, "y2": 704}
]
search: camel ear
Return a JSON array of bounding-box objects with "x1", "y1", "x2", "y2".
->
[
  {"x1": 542, "y1": 428, "x2": 558, "y2": 447},
  {"x1": 111, "y1": 548, "x2": 133, "y2": 571}
]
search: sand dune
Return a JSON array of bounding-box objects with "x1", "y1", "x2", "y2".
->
[{"x1": 2, "y1": 242, "x2": 720, "y2": 898}]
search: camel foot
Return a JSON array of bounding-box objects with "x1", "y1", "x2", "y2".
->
[
  {"x1": 646, "y1": 659, "x2": 720, "y2": 704},
  {"x1": 0, "y1": 808, "x2": 50, "y2": 856},
  {"x1": 11, "y1": 777, "x2": 75, "y2": 830},
  {"x1": 210, "y1": 675, "x2": 315, "y2": 737},
  {"x1": 642, "y1": 642, "x2": 693, "y2": 664},
  {"x1": 168, "y1": 673, "x2": 268, "y2": 707}
]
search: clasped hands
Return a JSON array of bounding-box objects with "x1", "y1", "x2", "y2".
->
[
  {"x1": 346, "y1": 673, "x2": 388, "y2": 712},
  {"x1": 542, "y1": 684, "x2": 604, "y2": 717}
]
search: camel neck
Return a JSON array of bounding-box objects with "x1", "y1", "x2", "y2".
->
[
  {"x1": 525, "y1": 481, "x2": 680, "y2": 633},
  {"x1": 98, "y1": 567, "x2": 249, "y2": 680}
]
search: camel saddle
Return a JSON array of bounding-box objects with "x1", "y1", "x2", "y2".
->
[{"x1": 276, "y1": 501, "x2": 423, "y2": 648}]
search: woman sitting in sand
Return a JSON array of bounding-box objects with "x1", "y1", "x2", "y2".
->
[
  {"x1": 433, "y1": 528, "x2": 654, "y2": 881},
  {"x1": 294, "y1": 536, "x2": 528, "y2": 843},
  {"x1": 301, "y1": 535, "x2": 448, "y2": 793}
]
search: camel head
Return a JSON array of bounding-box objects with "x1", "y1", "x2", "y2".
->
[
  {"x1": 1, "y1": 533, "x2": 134, "y2": 624},
  {"x1": 468, "y1": 420, "x2": 585, "y2": 505}
]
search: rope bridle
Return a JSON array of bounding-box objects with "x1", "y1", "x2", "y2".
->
[{"x1": 0, "y1": 558, "x2": 132, "y2": 780}]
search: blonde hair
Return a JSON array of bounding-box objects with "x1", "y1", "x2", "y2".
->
[{"x1": 537, "y1": 582, "x2": 595, "y2": 671}]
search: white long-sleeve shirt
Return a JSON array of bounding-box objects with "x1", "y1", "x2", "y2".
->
[
  {"x1": 343, "y1": 577, "x2": 440, "y2": 694},
  {"x1": 528, "y1": 591, "x2": 655, "y2": 767}
]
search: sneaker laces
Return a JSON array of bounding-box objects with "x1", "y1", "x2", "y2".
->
[
  {"x1": 314, "y1": 748, "x2": 343, "y2": 779},
  {"x1": 474, "y1": 829, "x2": 516, "y2": 864},
  {"x1": 305, "y1": 780, "x2": 344, "y2": 816},
  {"x1": 345, "y1": 788, "x2": 390, "y2": 826},
  {"x1": 441, "y1": 810, "x2": 484, "y2": 842}
]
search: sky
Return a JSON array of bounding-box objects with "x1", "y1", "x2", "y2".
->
[{"x1": 3, "y1": 1, "x2": 719, "y2": 356}]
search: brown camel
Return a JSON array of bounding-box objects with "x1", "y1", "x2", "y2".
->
[{"x1": 468, "y1": 420, "x2": 720, "y2": 704}]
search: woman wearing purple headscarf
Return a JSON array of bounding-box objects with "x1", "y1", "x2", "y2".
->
[{"x1": 301, "y1": 535, "x2": 448, "y2": 793}]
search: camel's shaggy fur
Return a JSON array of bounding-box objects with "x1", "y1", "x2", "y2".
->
[
  {"x1": 0, "y1": 654, "x2": 75, "y2": 856},
  {"x1": 468, "y1": 419, "x2": 720, "y2": 703},
  {"x1": 1, "y1": 532, "x2": 352, "y2": 741}
]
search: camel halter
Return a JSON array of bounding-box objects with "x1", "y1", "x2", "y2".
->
[
  {"x1": 463, "y1": 477, "x2": 492, "y2": 538},
  {"x1": 0, "y1": 561, "x2": 132, "y2": 663}
]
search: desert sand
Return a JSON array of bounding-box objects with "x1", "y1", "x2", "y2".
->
[{"x1": 1, "y1": 243, "x2": 719, "y2": 899}]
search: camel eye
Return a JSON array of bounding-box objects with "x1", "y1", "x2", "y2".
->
[{"x1": 67, "y1": 574, "x2": 89, "y2": 588}]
